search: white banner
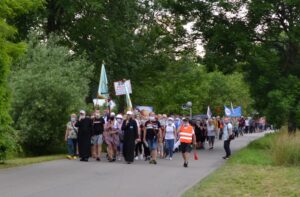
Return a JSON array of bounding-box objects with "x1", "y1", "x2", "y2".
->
[{"x1": 114, "y1": 80, "x2": 132, "y2": 96}]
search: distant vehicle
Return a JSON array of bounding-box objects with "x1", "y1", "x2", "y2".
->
[{"x1": 189, "y1": 114, "x2": 208, "y2": 125}]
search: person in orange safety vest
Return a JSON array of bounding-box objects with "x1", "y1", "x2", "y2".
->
[{"x1": 178, "y1": 117, "x2": 197, "y2": 168}]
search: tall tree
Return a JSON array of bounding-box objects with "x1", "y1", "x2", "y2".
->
[
  {"x1": 0, "y1": 0, "x2": 44, "y2": 161},
  {"x1": 163, "y1": 0, "x2": 300, "y2": 129},
  {"x1": 11, "y1": 0, "x2": 189, "y2": 110}
]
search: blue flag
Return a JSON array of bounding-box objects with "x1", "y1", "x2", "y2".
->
[{"x1": 224, "y1": 105, "x2": 242, "y2": 117}]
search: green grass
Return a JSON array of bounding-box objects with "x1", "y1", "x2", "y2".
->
[
  {"x1": 183, "y1": 131, "x2": 300, "y2": 197},
  {"x1": 0, "y1": 154, "x2": 65, "y2": 170}
]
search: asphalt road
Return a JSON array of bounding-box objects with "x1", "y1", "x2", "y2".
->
[{"x1": 0, "y1": 132, "x2": 267, "y2": 197}]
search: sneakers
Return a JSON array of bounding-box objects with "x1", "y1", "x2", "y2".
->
[
  {"x1": 222, "y1": 156, "x2": 229, "y2": 160},
  {"x1": 66, "y1": 155, "x2": 72, "y2": 160},
  {"x1": 139, "y1": 154, "x2": 143, "y2": 160},
  {"x1": 183, "y1": 162, "x2": 188, "y2": 168},
  {"x1": 169, "y1": 157, "x2": 172, "y2": 160},
  {"x1": 73, "y1": 156, "x2": 77, "y2": 160},
  {"x1": 149, "y1": 160, "x2": 157, "y2": 164},
  {"x1": 96, "y1": 157, "x2": 101, "y2": 161},
  {"x1": 135, "y1": 156, "x2": 139, "y2": 160}
]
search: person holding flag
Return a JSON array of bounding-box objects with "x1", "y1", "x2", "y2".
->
[{"x1": 178, "y1": 117, "x2": 197, "y2": 168}]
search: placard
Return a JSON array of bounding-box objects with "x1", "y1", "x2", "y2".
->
[{"x1": 114, "y1": 80, "x2": 132, "y2": 96}]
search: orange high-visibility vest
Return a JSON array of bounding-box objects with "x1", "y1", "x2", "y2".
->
[{"x1": 179, "y1": 125, "x2": 193, "y2": 143}]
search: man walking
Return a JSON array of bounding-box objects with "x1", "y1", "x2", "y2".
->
[
  {"x1": 222, "y1": 118, "x2": 233, "y2": 159},
  {"x1": 122, "y1": 111, "x2": 139, "y2": 164},
  {"x1": 75, "y1": 110, "x2": 93, "y2": 162},
  {"x1": 178, "y1": 117, "x2": 197, "y2": 168}
]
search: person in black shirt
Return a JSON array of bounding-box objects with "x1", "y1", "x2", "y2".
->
[
  {"x1": 91, "y1": 110, "x2": 105, "y2": 161},
  {"x1": 75, "y1": 110, "x2": 93, "y2": 162},
  {"x1": 194, "y1": 120, "x2": 202, "y2": 149},
  {"x1": 143, "y1": 112, "x2": 161, "y2": 164}
]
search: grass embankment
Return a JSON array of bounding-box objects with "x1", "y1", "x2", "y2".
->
[
  {"x1": 184, "y1": 131, "x2": 300, "y2": 197},
  {"x1": 0, "y1": 154, "x2": 65, "y2": 170}
]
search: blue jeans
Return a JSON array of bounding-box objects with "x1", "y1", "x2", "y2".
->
[
  {"x1": 165, "y1": 139, "x2": 174, "y2": 157},
  {"x1": 147, "y1": 139, "x2": 158, "y2": 151},
  {"x1": 67, "y1": 138, "x2": 76, "y2": 156}
]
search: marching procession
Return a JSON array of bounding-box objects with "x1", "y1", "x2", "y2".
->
[{"x1": 65, "y1": 109, "x2": 267, "y2": 167}]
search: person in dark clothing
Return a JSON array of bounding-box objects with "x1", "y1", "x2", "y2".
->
[
  {"x1": 194, "y1": 120, "x2": 202, "y2": 149},
  {"x1": 75, "y1": 110, "x2": 93, "y2": 162},
  {"x1": 199, "y1": 120, "x2": 207, "y2": 149},
  {"x1": 122, "y1": 111, "x2": 139, "y2": 164}
]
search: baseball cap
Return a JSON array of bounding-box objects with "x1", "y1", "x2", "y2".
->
[{"x1": 126, "y1": 111, "x2": 133, "y2": 115}]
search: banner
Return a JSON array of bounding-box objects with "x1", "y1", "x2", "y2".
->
[
  {"x1": 224, "y1": 106, "x2": 242, "y2": 117},
  {"x1": 114, "y1": 80, "x2": 132, "y2": 96},
  {"x1": 97, "y1": 64, "x2": 109, "y2": 99},
  {"x1": 136, "y1": 106, "x2": 153, "y2": 116}
]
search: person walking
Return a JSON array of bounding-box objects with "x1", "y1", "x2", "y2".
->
[
  {"x1": 75, "y1": 110, "x2": 93, "y2": 162},
  {"x1": 178, "y1": 117, "x2": 197, "y2": 168},
  {"x1": 164, "y1": 117, "x2": 176, "y2": 160},
  {"x1": 144, "y1": 112, "x2": 161, "y2": 164},
  {"x1": 222, "y1": 118, "x2": 233, "y2": 159},
  {"x1": 122, "y1": 111, "x2": 139, "y2": 164},
  {"x1": 91, "y1": 110, "x2": 105, "y2": 161},
  {"x1": 65, "y1": 114, "x2": 78, "y2": 159},
  {"x1": 207, "y1": 119, "x2": 215, "y2": 150},
  {"x1": 194, "y1": 120, "x2": 202, "y2": 149},
  {"x1": 104, "y1": 113, "x2": 118, "y2": 162},
  {"x1": 115, "y1": 114, "x2": 124, "y2": 161}
]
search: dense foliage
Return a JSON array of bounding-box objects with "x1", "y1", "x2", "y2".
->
[
  {"x1": 10, "y1": 34, "x2": 93, "y2": 155},
  {"x1": 2, "y1": 0, "x2": 299, "y2": 157},
  {"x1": 162, "y1": 0, "x2": 300, "y2": 129},
  {"x1": 0, "y1": 0, "x2": 43, "y2": 161}
]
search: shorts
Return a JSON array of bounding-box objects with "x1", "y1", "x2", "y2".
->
[
  {"x1": 208, "y1": 136, "x2": 215, "y2": 142},
  {"x1": 147, "y1": 139, "x2": 158, "y2": 151},
  {"x1": 181, "y1": 142, "x2": 192, "y2": 153},
  {"x1": 91, "y1": 135, "x2": 103, "y2": 145}
]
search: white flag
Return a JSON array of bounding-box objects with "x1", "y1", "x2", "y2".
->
[{"x1": 207, "y1": 106, "x2": 212, "y2": 119}]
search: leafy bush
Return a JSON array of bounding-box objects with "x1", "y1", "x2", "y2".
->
[{"x1": 10, "y1": 33, "x2": 93, "y2": 155}]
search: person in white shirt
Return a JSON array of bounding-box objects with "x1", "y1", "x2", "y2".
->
[
  {"x1": 164, "y1": 117, "x2": 176, "y2": 160},
  {"x1": 222, "y1": 118, "x2": 233, "y2": 159},
  {"x1": 207, "y1": 119, "x2": 215, "y2": 150}
]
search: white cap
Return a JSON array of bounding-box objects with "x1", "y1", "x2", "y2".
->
[
  {"x1": 168, "y1": 117, "x2": 174, "y2": 121},
  {"x1": 126, "y1": 111, "x2": 133, "y2": 115},
  {"x1": 80, "y1": 110, "x2": 85, "y2": 114},
  {"x1": 110, "y1": 112, "x2": 116, "y2": 116},
  {"x1": 116, "y1": 114, "x2": 123, "y2": 119}
]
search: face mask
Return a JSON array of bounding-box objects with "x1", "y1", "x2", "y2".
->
[
  {"x1": 183, "y1": 122, "x2": 189, "y2": 126},
  {"x1": 168, "y1": 121, "x2": 173, "y2": 125},
  {"x1": 149, "y1": 116, "x2": 155, "y2": 121},
  {"x1": 80, "y1": 115, "x2": 85, "y2": 119},
  {"x1": 71, "y1": 117, "x2": 76, "y2": 122},
  {"x1": 95, "y1": 113, "x2": 100, "y2": 118},
  {"x1": 117, "y1": 119, "x2": 122, "y2": 123}
]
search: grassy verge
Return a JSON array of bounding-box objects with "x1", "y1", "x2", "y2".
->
[
  {"x1": 183, "y1": 131, "x2": 300, "y2": 197},
  {"x1": 0, "y1": 154, "x2": 65, "y2": 170}
]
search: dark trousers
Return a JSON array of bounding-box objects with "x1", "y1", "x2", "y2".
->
[
  {"x1": 224, "y1": 140, "x2": 231, "y2": 158},
  {"x1": 135, "y1": 142, "x2": 143, "y2": 156}
]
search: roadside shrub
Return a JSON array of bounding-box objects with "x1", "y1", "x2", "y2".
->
[
  {"x1": 10, "y1": 33, "x2": 93, "y2": 155},
  {"x1": 271, "y1": 130, "x2": 300, "y2": 166}
]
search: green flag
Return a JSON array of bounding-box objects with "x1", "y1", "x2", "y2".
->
[{"x1": 97, "y1": 64, "x2": 109, "y2": 99}]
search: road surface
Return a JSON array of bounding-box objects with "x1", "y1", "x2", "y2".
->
[{"x1": 0, "y1": 132, "x2": 267, "y2": 197}]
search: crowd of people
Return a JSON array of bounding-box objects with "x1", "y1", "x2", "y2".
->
[{"x1": 65, "y1": 109, "x2": 266, "y2": 167}]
